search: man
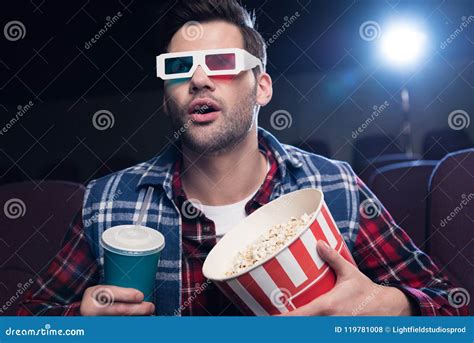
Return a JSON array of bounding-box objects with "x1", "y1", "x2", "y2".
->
[{"x1": 18, "y1": 0, "x2": 467, "y2": 316}]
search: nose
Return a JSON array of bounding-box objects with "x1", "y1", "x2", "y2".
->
[{"x1": 189, "y1": 65, "x2": 216, "y2": 94}]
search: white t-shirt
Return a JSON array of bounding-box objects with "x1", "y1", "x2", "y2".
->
[{"x1": 197, "y1": 152, "x2": 270, "y2": 238}]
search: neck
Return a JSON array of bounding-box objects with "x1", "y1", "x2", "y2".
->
[{"x1": 180, "y1": 125, "x2": 267, "y2": 206}]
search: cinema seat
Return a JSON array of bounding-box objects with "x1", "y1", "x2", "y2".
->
[
  {"x1": 427, "y1": 149, "x2": 474, "y2": 314},
  {"x1": 0, "y1": 181, "x2": 85, "y2": 315},
  {"x1": 368, "y1": 160, "x2": 437, "y2": 249}
]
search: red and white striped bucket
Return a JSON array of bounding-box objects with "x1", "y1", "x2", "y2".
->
[{"x1": 202, "y1": 188, "x2": 355, "y2": 315}]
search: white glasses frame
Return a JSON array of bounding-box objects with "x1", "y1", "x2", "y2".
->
[{"x1": 156, "y1": 48, "x2": 263, "y2": 80}]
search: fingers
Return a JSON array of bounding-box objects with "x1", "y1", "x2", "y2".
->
[
  {"x1": 100, "y1": 301, "x2": 155, "y2": 316},
  {"x1": 278, "y1": 243, "x2": 358, "y2": 317},
  {"x1": 82, "y1": 285, "x2": 154, "y2": 316},
  {"x1": 317, "y1": 240, "x2": 354, "y2": 277},
  {"x1": 96, "y1": 285, "x2": 145, "y2": 303}
]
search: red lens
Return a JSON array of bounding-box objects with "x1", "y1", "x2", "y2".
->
[{"x1": 205, "y1": 53, "x2": 236, "y2": 71}]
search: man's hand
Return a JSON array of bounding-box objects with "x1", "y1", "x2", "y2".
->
[
  {"x1": 280, "y1": 241, "x2": 415, "y2": 316},
  {"x1": 80, "y1": 285, "x2": 155, "y2": 316}
]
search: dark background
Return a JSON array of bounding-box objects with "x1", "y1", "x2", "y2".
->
[{"x1": 0, "y1": 0, "x2": 473, "y2": 186}]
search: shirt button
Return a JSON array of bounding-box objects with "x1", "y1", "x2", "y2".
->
[{"x1": 203, "y1": 225, "x2": 211, "y2": 233}]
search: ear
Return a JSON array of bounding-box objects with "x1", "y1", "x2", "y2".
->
[{"x1": 255, "y1": 72, "x2": 273, "y2": 107}]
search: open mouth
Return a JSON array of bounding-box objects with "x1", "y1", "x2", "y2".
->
[
  {"x1": 187, "y1": 98, "x2": 222, "y2": 123},
  {"x1": 188, "y1": 98, "x2": 221, "y2": 114},
  {"x1": 192, "y1": 104, "x2": 218, "y2": 115}
]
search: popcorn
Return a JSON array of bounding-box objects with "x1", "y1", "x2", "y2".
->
[{"x1": 226, "y1": 212, "x2": 314, "y2": 276}]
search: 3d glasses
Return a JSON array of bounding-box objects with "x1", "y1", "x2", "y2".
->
[{"x1": 156, "y1": 48, "x2": 263, "y2": 80}]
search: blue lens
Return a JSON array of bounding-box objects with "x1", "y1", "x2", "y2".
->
[{"x1": 165, "y1": 56, "x2": 193, "y2": 75}]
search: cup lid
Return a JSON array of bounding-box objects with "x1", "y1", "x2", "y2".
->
[{"x1": 101, "y1": 225, "x2": 165, "y2": 256}]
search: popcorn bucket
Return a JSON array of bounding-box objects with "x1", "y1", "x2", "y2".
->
[{"x1": 202, "y1": 188, "x2": 355, "y2": 315}]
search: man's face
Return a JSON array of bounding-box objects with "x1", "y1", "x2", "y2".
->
[{"x1": 163, "y1": 21, "x2": 266, "y2": 155}]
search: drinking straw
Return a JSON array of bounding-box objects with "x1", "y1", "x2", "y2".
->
[{"x1": 135, "y1": 187, "x2": 154, "y2": 227}]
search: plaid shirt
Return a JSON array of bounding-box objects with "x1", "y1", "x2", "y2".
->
[
  {"x1": 173, "y1": 139, "x2": 279, "y2": 315},
  {"x1": 18, "y1": 127, "x2": 468, "y2": 316}
]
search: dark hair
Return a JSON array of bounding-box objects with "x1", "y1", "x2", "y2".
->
[{"x1": 159, "y1": 0, "x2": 267, "y2": 72}]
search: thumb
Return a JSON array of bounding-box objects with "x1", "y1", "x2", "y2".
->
[{"x1": 317, "y1": 240, "x2": 354, "y2": 277}]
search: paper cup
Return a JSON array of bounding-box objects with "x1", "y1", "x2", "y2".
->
[
  {"x1": 202, "y1": 188, "x2": 355, "y2": 315},
  {"x1": 101, "y1": 225, "x2": 165, "y2": 302}
]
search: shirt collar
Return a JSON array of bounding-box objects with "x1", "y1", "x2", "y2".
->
[
  {"x1": 257, "y1": 127, "x2": 304, "y2": 176},
  {"x1": 136, "y1": 127, "x2": 303, "y2": 194},
  {"x1": 171, "y1": 134, "x2": 281, "y2": 214}
]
